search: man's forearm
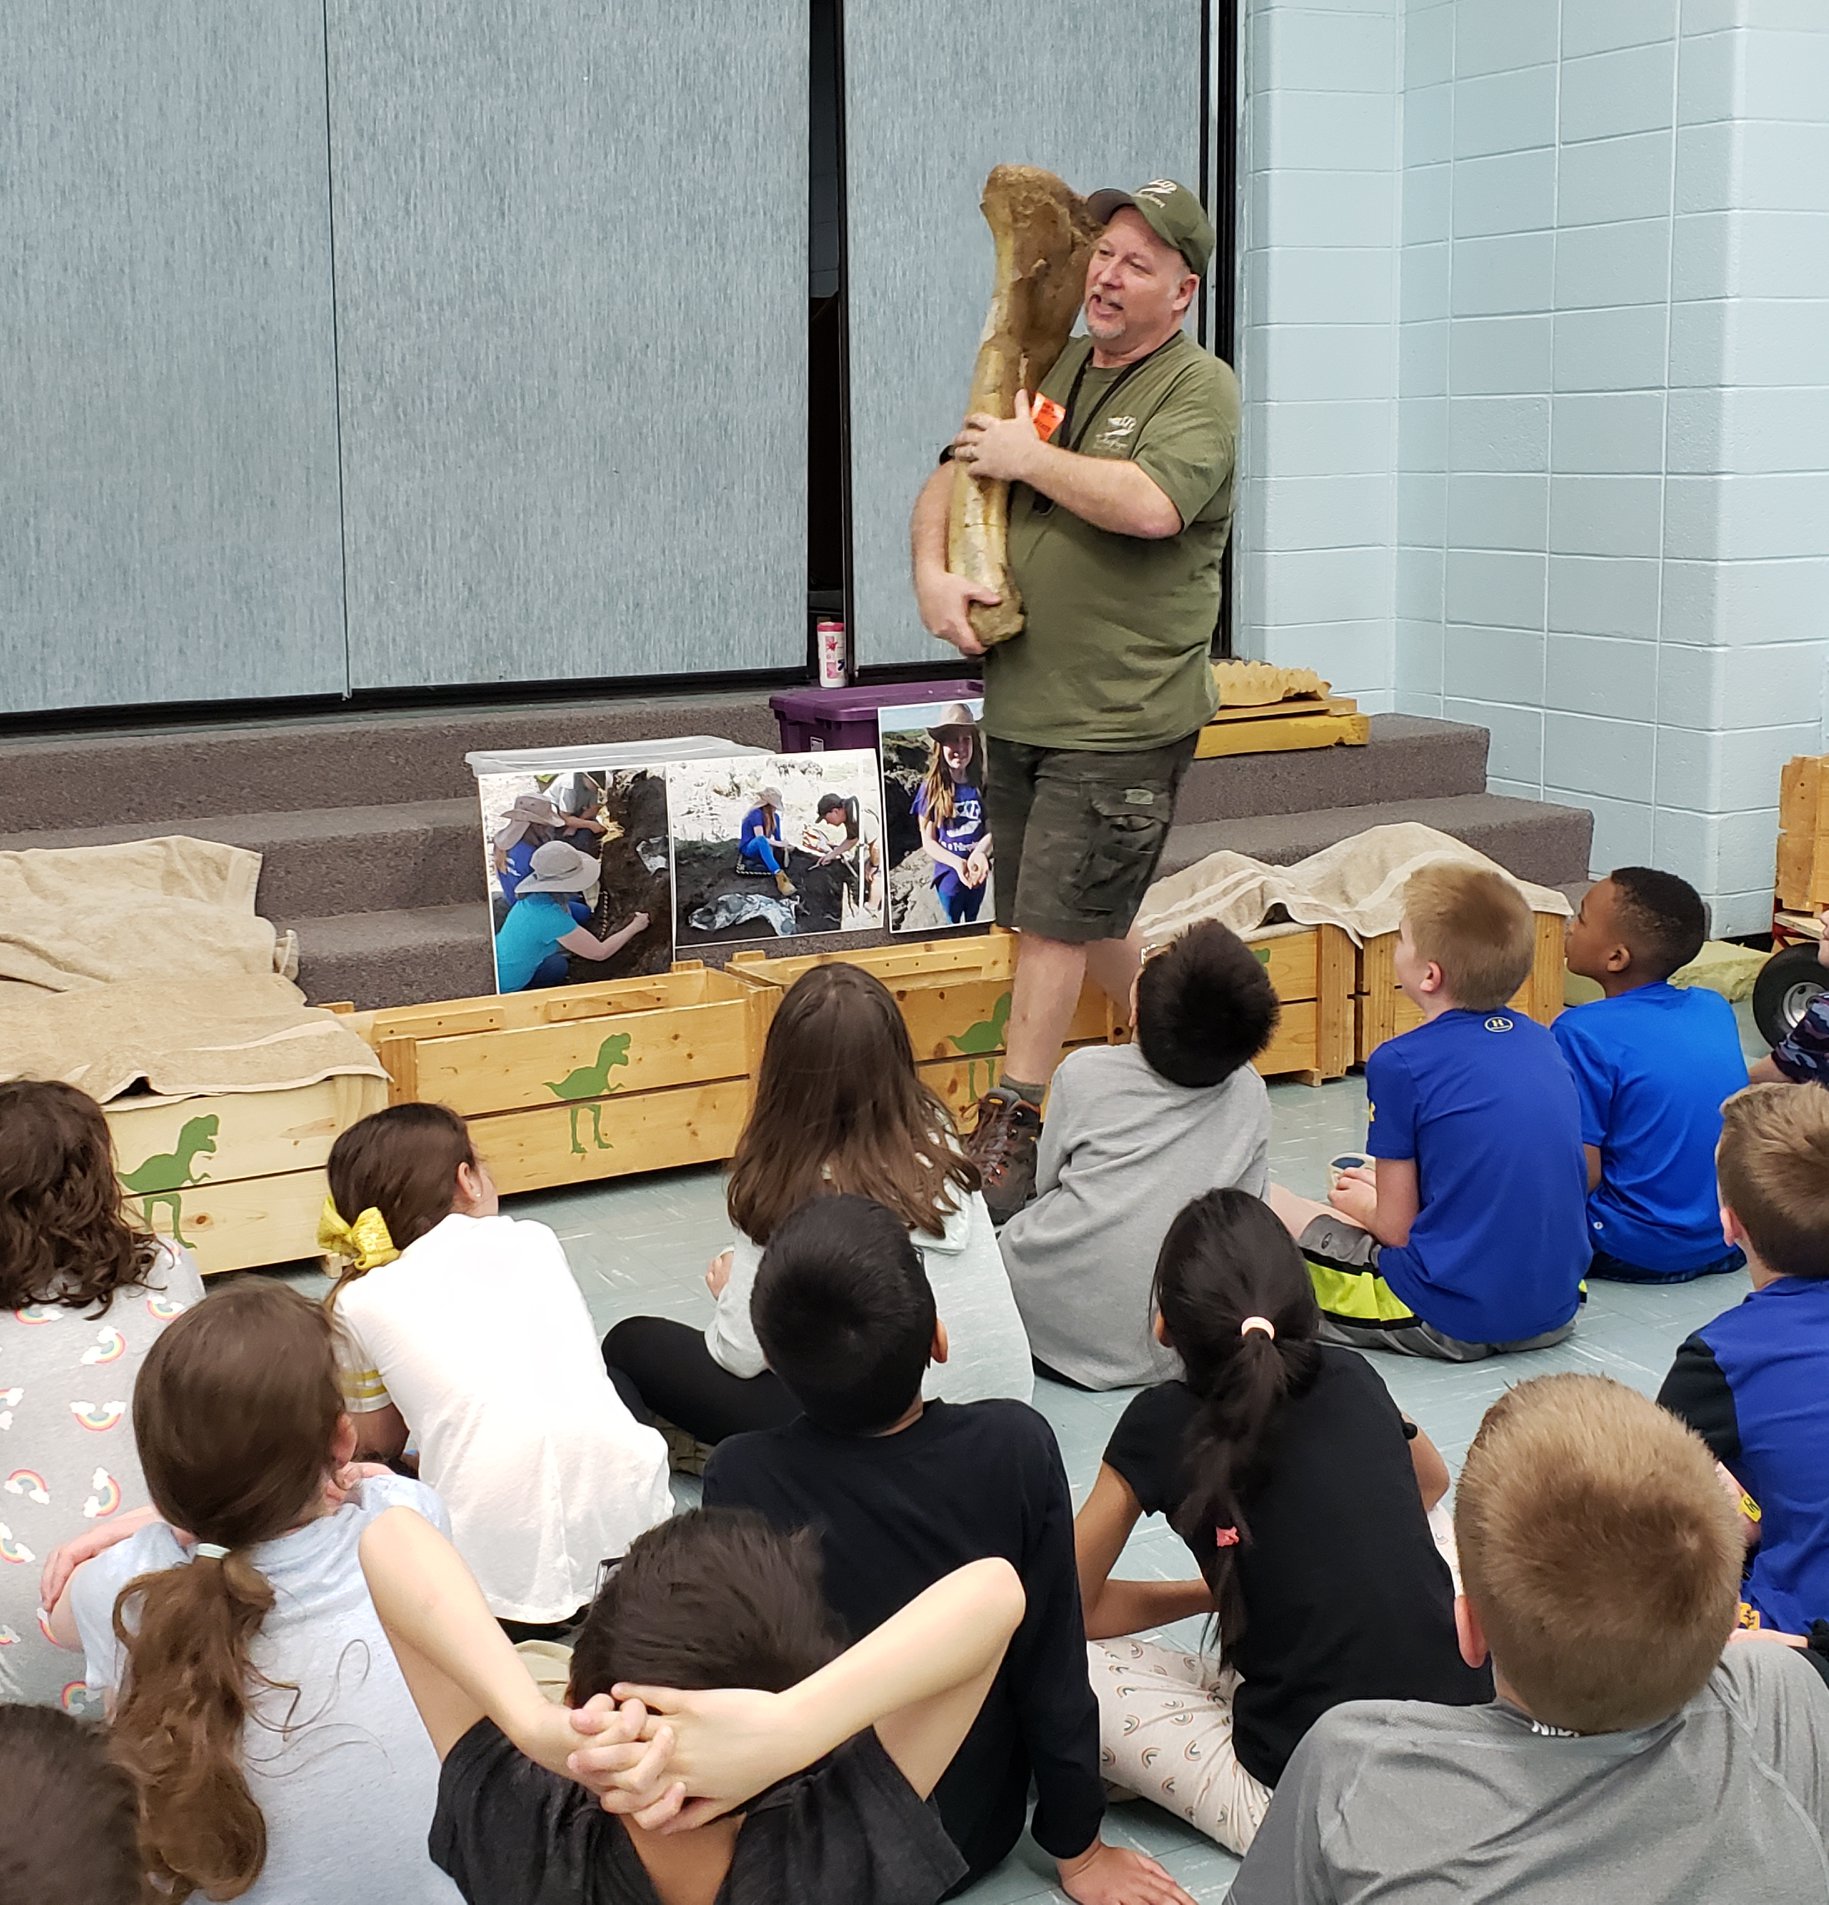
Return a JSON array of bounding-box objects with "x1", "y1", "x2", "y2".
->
[
  {"x1": 1019, "y1": 443, "x2": 1180, "y2": 538},
  {"x1": 911, "y1": 462, "x2": 953, "y2": 576}
]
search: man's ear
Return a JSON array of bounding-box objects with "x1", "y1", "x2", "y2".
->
[
  {"x1": 1173, "y1": 273, "x2": 1197, "y2": 317},
  {"x1": 1455, "y1": 1592, "x2": 1491, "y2": 1673},
  {"x1": 930, "y1": 1320, "x2": 950, "y2": 1366}
]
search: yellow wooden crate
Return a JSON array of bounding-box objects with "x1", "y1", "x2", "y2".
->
[
  {"x1": 350, "y1": 964, "x2": 766, "y2": 1196},
  {"x1": 730, "y1": 930, "x2": 1113, "y2": 1108},
  {"x1": 1778, "y1": 755, "x2": 1829, "y2": 912},
  {"x1": 1244, "y1": 924, "x2": 1356, "y2": 1085},
  {"x1": 105, "y1": 1071, "x2": 388, "y2": 1275},
  {"x1": 1353, "y1": 912, "x2": 1566, "y2": 1065}
]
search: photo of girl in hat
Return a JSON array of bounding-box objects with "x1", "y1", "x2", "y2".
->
[
  {"x1": 879, "y1": 698, "x2": 996, "y2": 933},
  {"x1": 492, "y1": 840, "x2": 651, "y2": 992},
  {"x1": 490, "y1": 794, "x2": 563, "y2": 902}
]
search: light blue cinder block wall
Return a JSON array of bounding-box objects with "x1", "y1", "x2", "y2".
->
[{"x1": 1239, "y1": 0, "x2": 1829, "y2": 933}]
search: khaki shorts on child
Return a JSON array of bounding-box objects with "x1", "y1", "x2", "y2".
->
[{"x1": 1297, "y1": 1212, "x2": 1575, "y2": 1364}]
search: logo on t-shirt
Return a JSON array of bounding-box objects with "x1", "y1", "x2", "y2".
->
[{"x1": 1484, "y1": 1015, "x2": 1516, "y2": 1033}]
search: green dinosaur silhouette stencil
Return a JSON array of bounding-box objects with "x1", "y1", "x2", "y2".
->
[
  {"x1": 1255, "y1": 947, "x2": 1271, "y2": 967},
  {"x1": 119, "y1": 1115, "x2": 219, "y2": 1247},
  {"x1": 544, "y1": 1034, "x2": 631, "y2": 1157},
  {"x1": 949, "y1": 992, "x2": 1012, "y2": 1101}
]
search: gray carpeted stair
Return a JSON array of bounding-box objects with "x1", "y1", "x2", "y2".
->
[{"x1": 0, "y1": 700, "x2": 1594, "y2": 1010}]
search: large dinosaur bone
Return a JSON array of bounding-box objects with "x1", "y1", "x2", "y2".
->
[{"x1": 947, "y1": 165, "x2": 1102, "y2": 647}]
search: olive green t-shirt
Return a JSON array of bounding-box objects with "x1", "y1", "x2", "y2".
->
[{"x1": 985, "y1": 330, "x2": 1239, "y2": 752}]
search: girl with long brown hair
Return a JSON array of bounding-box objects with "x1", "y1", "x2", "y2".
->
[
  {"x1": 322, "y1": 1103, "x2": 669, "y2": 1636},
  {"x1": 603, "y1": 962, "x2": 1032, "y2": 1452},
  {"x1": 0, "y1": 1079, "x2": 204, "y2": 1706},
  {"x1": 912, "y1": 704, "x2": 993, "y2": 926},
  {"x1": 47, "y1": 1280, "x2": 459, "y2": 1904}
]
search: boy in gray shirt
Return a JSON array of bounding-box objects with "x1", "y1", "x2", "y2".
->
[
  {"x1": 998, "y1": 922, "x2": 1276, "y2": 1389},
  {"x1": 1230, "y1": 1371, "x2": 1829, "y2": 1904}
]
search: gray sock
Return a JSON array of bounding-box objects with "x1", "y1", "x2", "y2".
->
[{"x1": 998, "y1": 1076, "x2": 1046, "y2": 1108}]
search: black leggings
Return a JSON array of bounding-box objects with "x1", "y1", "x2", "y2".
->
[{"x1": 601, "y1": 1315, "x2": 799, "y2": 1445}]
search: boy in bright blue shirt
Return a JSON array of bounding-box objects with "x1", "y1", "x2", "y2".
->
[
  {"x1": 1270, "y1": 863, "x2": 1589, "y2": 1361},
  {"x1": 1659, "y1": 1085, "x2": 1829, "y2": 1635},
  {"x1": 1555, "y1": 867, "x2": 1748, "y2": 1280}
]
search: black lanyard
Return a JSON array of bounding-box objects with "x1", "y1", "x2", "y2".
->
[{"x1": 1032, "y1": 343, "x2": 1159, "y2": 516}]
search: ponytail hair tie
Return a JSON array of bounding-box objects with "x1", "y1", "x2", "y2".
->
[
  {"x1": 1240, "y1": 1315, "x2": 1276, "y2": 1341},
  {"x1": 316, "y1": 1197, "x2": 399, "y2": 1273},
  {"x1": 193, "y1": 1542, "x2": 230, "y2": 1561},
  {"x1": 1214, "y1": 1526, "x2": 1241, "y2": 1548}
]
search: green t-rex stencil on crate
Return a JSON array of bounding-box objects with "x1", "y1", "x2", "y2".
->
[
  {"x1": 545, "y1": 1034, "x2": 631, "y2": 1157},
  {"x1": 948, "y1": 991, "x2": 1011, "y2": 1100},
  {"x1": 118, "y1": 1114, "x2": 220, "y2": 1248}
]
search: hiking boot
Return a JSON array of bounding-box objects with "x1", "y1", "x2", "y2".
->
[
  {"x1": 966, "y1": 1089, "x2": 1042, "y2": 1225},
  {"x1": 653, "y1": 1417, "x2": 715, "y2": 1478},
  {"x1": 774, "y1": 869, "x2": 797, "y2": 897}
]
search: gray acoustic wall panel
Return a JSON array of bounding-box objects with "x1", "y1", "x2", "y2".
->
[
  {"x1": 1, "y1": 2, "x2": 347, "y2": 712},
  {"x1": 845, "y1": 1, "x2": 1203, "y2": 668},
  {"x1": 327, "y1": 1, "x2": 808, "y2": 691}
]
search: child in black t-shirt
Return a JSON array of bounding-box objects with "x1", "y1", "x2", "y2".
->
[
  {"x1": 1075, "y1": 1188, "x2": 1488, "y2": 1854},
  {"x1": 357, "y1": 1500, "x2": 1024, "y2": 1905},
  {"x1": 703, "y1": 1195, "x2": 1194, "y2": 1905}
]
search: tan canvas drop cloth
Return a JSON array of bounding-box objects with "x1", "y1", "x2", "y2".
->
[
  {"x1": 1137, "y1": 822, "x2": 1574, "y2": 953},
  {"x1": 0, "y1": 837, "x2": 385, "y2": 1103}
]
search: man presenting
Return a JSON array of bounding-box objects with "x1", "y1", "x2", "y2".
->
[{"x1": 909, "y1": 178, "x2": 1240, "y2": 1221}]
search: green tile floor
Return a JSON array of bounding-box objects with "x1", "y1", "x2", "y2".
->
[{"x1": 286, "y1": 1005, "x2": 1769, "y2": 1902}]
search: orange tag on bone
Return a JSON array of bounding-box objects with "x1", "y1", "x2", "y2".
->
[{"x1": 1030, "y1": 394, "x2": 1066, "y2": 443}]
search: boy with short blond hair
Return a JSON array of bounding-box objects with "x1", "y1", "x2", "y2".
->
[
  {"x1": 1272, "y1": 863, "x2": 1588, "y2": 1361},
  {"x1": 1660, "y1": 1084, "x2": 1829, "y2": 1635},
  {"x1": 1230, "y1": 1373, "x2": 1829, "y2": 1903}
]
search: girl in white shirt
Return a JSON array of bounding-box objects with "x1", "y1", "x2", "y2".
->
[
  {"x1": 323, "y1": 1103, "x2": 671, "y2": 1631},
  {"x1": 604, "y1": 962, "x2": 1033, "y2": 1449}
]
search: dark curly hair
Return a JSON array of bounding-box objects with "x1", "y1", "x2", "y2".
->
[{"x1": 0, "y1": 1080, "x2": 165, "y2": 1314}]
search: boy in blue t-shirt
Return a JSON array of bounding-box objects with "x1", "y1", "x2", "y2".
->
[
  {"x1": 1659, "y1": 1084, "x2": 1829, "y2": 1634},
  {"x1": 1555, "y1": 867, "x2": 1748, "y2": 1280},
  {"x1": 1270, "y1": 863, "x2": 1589, "y2": 1361}
]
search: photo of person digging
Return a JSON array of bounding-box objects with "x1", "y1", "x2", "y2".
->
[
  {"x1": 492, "y1": 841, "x2": 652, "y2": 993},
  {"x1": 909, "y1": 172, "x2": 1241, "y2": 1223}
]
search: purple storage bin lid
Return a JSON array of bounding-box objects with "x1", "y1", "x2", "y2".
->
[{"x1": 769, "y1": 678, "x2": 983, "y2": 720}]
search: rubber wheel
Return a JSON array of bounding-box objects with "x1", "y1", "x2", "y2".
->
[{"x1": 1752, "y1": 943, "x2": 1826, "y2": 1048}]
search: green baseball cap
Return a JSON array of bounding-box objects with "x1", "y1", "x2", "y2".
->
[{"x1": 1086, "y1": 178, "x2": 1215, "y2": 278}]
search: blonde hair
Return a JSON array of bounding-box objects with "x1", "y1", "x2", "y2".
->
[
  {"x1": 1455, "y1": 1373, "x2": 1740, "y2": 1733},
  {"x1": 1402, "y1": 863, "x2": 1534, "y2": 1010},
  {"x1": 1718, "y1": 1083, "x2": 1829, "y2": 1280}
]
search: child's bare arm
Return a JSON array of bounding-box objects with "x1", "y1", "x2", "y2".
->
[
  {"x1": 1583, "y1": 1143, "x2": 1603, "y2": 1193},
  {"x1": 360, "y1": 1506, "x2": 577, "y2": 1772},
  {"x1": 1073, "y1": 1464, "x2": 1211, "y2": 1642},
  {"x1": 1331, "y1": 1157, "x2": 1420, "y2": 1248},
  {"x1": 1404, "y1": 1419, "x2": 1451, "y2": 1512}
]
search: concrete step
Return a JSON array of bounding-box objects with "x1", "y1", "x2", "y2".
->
[
  {"x1": 1173, "y1": 715, "x2": 1489, "y2": 826},
  {"x1": 0, "y1": 801, "x2": 480, "y2": 919},
  {"x1": 282, "y1": 904, "x2": 495, "y2": 1009},
  {"x1": 1159, "y1": 792, "x2": 1595, "y2": 889},
  {"x1": 0, "y1": 690, "x2": 780, "y2": 830}
]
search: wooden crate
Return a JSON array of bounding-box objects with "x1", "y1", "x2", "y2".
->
[
  {"x1": 1353, "y1": 912, "x2": 1567, "y2": 1065},
  {"x1": 106, "y1": 1071, "x2": 388, "y2": 1276},
  {"x1": 1245, "y1": 924, "x2": 1356, "y2": 1085},
  {"x1": 729, "y1": 930, "x2": 1113, "y2": 1114},
  {"x1": 1778, "y1": 755, "x2": 1829, "y2": 912},
  {"x1": 349, "y1": 964, "x2": 766, "y2": 1196}
]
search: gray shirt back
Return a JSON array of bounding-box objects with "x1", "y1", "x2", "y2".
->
[
  {"x1": 997, "y1": 1041, "x2": 1270, "y2": 1389},
  {"x1": 1229, "y1": 1643, "x2": 1829, "y2": 1904}
]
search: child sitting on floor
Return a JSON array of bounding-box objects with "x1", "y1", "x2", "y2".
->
[
  {"x1": 47, "y1": 1280, "x2": 460, "y2": 1903},
  {"x1": 999, "y1": 920, "x2": 1277, "y2": 1388},
  {"x1": 604, "y1": 962, "x2": 1032, "y2": 1451},
  {"x1": 0, "y1": 1705, "x2": 142, "y2": 1905},
  {"x1": 1271, "y1": 863, "x2": 1589, "y2": 1361},
  {"x1": 0, "y1": 1078, "x2": 205, "y2": 1706},
  {"x1": 1229, "y1": 1372, "x2": 1829, "y2": 1903},
  {"x1": 324, "y1": 1103, "x2": 670, "y2": 1635},
  {"x1": 1659, "y1": 1084, "x2": 1829, "y2": 1635},
  {"x1": 358, "y1": 1501, "x2": 1024, "y2": 1905},
  {"x1": 702, "y1": 1195, "x2": 1191, "y2": 1905},
  {"x1": 1555, "y1": 866, "x2": 1748, "y2": 1280},
  {"x1": 1075, "y1": 1188, "x2": 1483, "y2": 1855}
]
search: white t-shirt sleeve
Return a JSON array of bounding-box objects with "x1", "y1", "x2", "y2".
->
[{"x1": 705, "y1": 1236, "x2": 768, "y2": 1378}]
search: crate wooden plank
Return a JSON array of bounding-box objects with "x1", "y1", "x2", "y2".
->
[
  {"x1": 731, "y1": 933, "x2": 1016, "y2": 987},
  {"x1": 1195, "y1": 709, "x2": 1370, "y2": 760},
  {"x1": 354, "y1": 963, "x2": 724, "y2": 1044},
  {"x1": 915, "y1": 1041, "x2": 1108, "y2": 1118},
  {"x1": 106, "y1": 1073, "x2": 387, "y2": 1187},
  {"x1": 1354, "y1": 916, "x2": 1565, "y2": 1065},
  {"x1": 467, "y1": 1079, "x2": 752, "y2": 1194},
  {"x1": 1777, "y1": 756, "x2": 1829, "y2": 911},
  {"x1": 410, "y1": 997, "x2": 753, "y2": 1117},
  {"x1": 138, "y1": 1166, "x2": 332, "y2": 1277},
  {"x1": 1255, "y1": 1000, "x2": 1321, "y2": 1082}
]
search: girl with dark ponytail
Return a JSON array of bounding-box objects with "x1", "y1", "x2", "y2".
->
[
  {"x1": 1071, "y1": 1188, "x2": 1486, "y2": 1856},
  {"x1": 46, "y1": 1281, "x2": 461, "y2": 1903}
]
